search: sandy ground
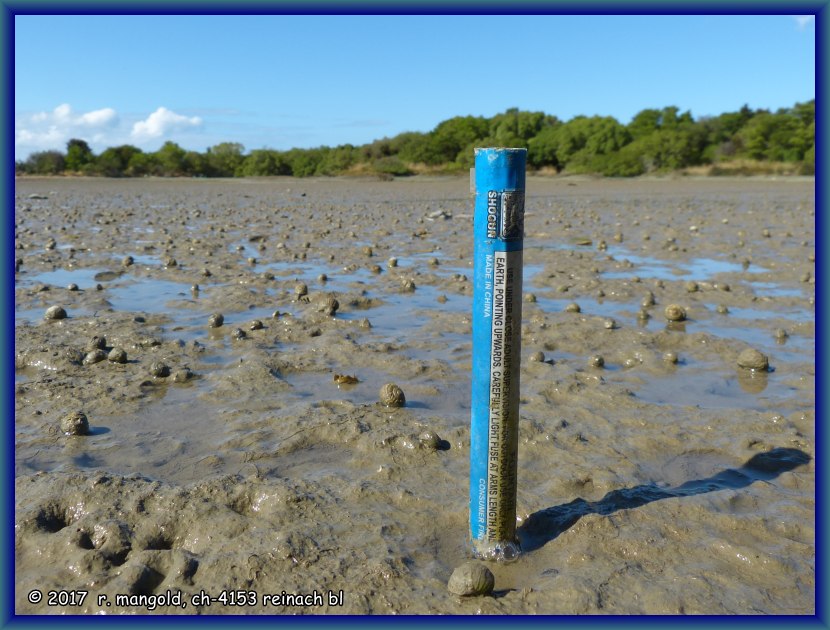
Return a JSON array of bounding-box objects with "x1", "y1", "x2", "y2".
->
[{"x1": 14, "y1": 175, "x2": 814, "y2": 615}]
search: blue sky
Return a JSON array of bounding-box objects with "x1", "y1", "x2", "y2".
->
[{"x1": 14, "y1": 13, "x2": 815, "y2": 160}]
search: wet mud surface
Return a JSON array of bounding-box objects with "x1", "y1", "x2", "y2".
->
[{"x1": 14, "y1": 176, "x2": 814, "y2": 614}]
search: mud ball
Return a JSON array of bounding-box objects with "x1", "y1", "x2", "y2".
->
[
  {"x1": 61, "y1": 411, "x2": 90, "y2": 436},
  {"x1": 82, "y1": 349, "x2": 107, "y2": 366},
  {"x1": 231, "y1": 328, "x2": 247, "y2": 340},
  {"x1": 716, "y1": 304, "x2": 729, "y2": 314},
  {"x1": 86, "y1": 336, "x2": 107, "y2": 352},
  {"x1": 664, "y1": 304, "x2": 687, "y2": 322},
  {"x1": 318, "y1": 273, "x2": 328, "y2": 282},
  {"x1": 529, "y1": 351, "x2": 545, "y2": 363},
  {"x1": 565, "y1": 302, "x2": 581, "y2": 313},
  {"x1": 418, "y1": 430, "x2": 441, "y2": 451},
  {"x1": 773, "y1": 328, "x2": 789, "y2": 341},
  {"x1": 249, "y1": 320, "x2": 264, "y2": 331},
  {"x1": 208, "y1": 313, "x2": 224, "y2": 328},
  {"x1": 108, "y1": 347, "x2": 127, "y2": 364},
  {"x1": 524, "y1": 293, "x2": 537, "y2": 303},
  {"x1": 122, "y1": 255, "x2": 134, "y2": 267},
  {"x1": 737, "y1": 348, "x2": 769, "y2": 371},
  {"x1": 164, "y1": 257, "x2": 177, "y2": 268},
  {"x1": 641, "y1": 293, "x2": 656, "y2": 307},
  {"x1": 401, "y1": 279, "x2": 416, "y2": 292},
  {"x1": 319, "y1": 296, "x2": 339, "y2": 316},
  {"x1": 589, "y1": 355, "x2": 605, "y2": 368},
  {"x1": 685, "y1": 281, "x2": 699, "y2": 293},
  {"x1": 448, "y1": 562, "x2": 495, "y2": 597},
  {"x1": 387, "y1": 257, "x2": 398, "y2": 268},
  {"x1": 362, "y1": 245, "x2": 374, "y2": 257},
  {"x1": 663, "y1": 351, "x2": 679, "y2": 364},
  {"x1": 379, "y1": 383, "x2": 406, "y2": 408},
  {"x1": 603, "y1": 318, "x2": 617, "y2": 329},
  {"x1": 44, "y1": 305, "x2": 67, "y2": 320},
  {"x1": 172, "y1": 367, "x2": 194, "y2": 383},
  {"x1": 150, "y1": 362, "x2": 171, "y2": 378},
  {"x1": 67, "y1": 283, "x2": 79, "y2": 292},
  {"x1": 294, "y1": 282, "x2": 308, "y2": 297},
  {"x1": 191, "y1": 284, "x2": 199, "y2": 292}
]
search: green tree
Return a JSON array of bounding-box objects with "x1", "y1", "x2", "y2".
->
[
  {"x1": 19, "y1": 150, "x2": 65, "y2": 175},
  {"x1": 65, "y1": 139, "x2": 94, "y2": 172},
  {"x1": 186, "y1": 151, "x2": 209, "y2": 177},
  {"x1": 737, "y1": 111, "x2": 811, "y2": 162},
  {"x1": 154, "y1": 141, "x2": 189, "y2": 176},
  {"x1": 206, "y1": 142, "x2": 245, "y2": 177},
  {"x1": 316, "y1": 144, "x2": 359, "y2": 175},
  {"x1": 488, "y1": 109, "x2": 555, "y2": 147},
  {"x1": 627, "y1": 109, "x2": 662, "y2": 139},
  {"x1": 239, "y1": 149, "x2": 290, "y2": 176},
  {"x1": 527, "y1": 126, "x2": 561, "y2": 170},
  {"x1": 283, "y1": 148, "x2": 326, "y2": 177},
  {"x1": 394, "y1": 131, "x2": 441, "y2": 165},
  {"x1": 126, "y1": 151, "x2": 160, "y2": 177},
  {"x1": 430, "y1": 115, "x2": 490, "y2": 164},
  {"x1": 373, "y1": 156, "x2": 412, "y2": 176},
  {"x1": 96, "y1": 145, "x2": 142, "y2": 176}
]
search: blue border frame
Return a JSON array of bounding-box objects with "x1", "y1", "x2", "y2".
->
[{"x1": 4, "y1": 1, "x2": 825, "y2": 627}]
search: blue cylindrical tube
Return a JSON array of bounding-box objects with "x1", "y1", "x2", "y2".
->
[{"x1": 469, "y1": 147, "x2": 526, "y2": 561}]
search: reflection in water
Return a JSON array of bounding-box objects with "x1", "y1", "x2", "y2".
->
[
  {"x1": 519, "y1": 447, "x2": 810, "y2": 553},
  {"x1": 737, "y1": 369, "x2": 769, "y2": 394},
  {"x1": 664, "y1": 321, "x2": 687, "y2": 333}
]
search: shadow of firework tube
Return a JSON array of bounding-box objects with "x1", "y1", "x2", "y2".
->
[{"x1": 469, "y1": 147, "x2": 526, "y2": 562}]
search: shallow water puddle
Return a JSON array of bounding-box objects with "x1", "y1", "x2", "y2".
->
[
  {"x1": 21, "y1": 267, "x2": 106, "y2": 289},
  {"x1": 603, "y1": 246, "x2": 768, "y2": 281},
  {"x1": 633, "y1": 363, "x2": 798, "y2": 411},
  {"x1": 286, "y1": 367, "x2": 470, "y2": 424},
  {"x1": 108, "y1": 279, "x2": 195, "y2": 314},
  {"x1": 725, "y1": 304, "x2": 813, "y2": 324},
  {"x1": 264, "y1": 442, "x2": 361, "y2": 483},
  {"x1": 530, "y1": 293, "x2": 632, "y2": 321},
  {"x1": 122, "y1": 253, "x2": 159, "y2": 266},
  {"x1": 750, "y1": 282, "x2": 805, "y2": 298},
  {"x1": 17, "y1": 381, "x2": 239, "y2": 484}
]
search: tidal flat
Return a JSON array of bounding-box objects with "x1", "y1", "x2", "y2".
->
[{"x1": 14, "y1": 176, "x2": 814, "y2": 614}]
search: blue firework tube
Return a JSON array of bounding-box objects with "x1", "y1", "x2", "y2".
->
[{"x1": 469, "y1": 147, "x2": 526, "y2": 561}]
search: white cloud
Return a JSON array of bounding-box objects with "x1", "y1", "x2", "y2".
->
[
  {"x1": 15, "y1": 104, "x2": 208, "y2": 159},
  {"x1": 15, "y1": 103, "x2": 119, "y2": 157},
  {"x1": 794, "y1": 15, "x2": 815, "y2": 29},
  {"x1": 131, "y1": 107, "x2": 202, "y2": 140},
  {"x1": 79, "y1": 108, "x2": 118, "y2": 126}
]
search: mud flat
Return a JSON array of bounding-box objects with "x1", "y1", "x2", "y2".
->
[{"x1": 14, "y1": 176, "x2": 814, "y2": 614}]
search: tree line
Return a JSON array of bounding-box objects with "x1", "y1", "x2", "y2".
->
[{"x1": 16, "y1": 100, "x2": 815, "y2": 178}]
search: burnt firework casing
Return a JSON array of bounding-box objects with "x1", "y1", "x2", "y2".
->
[{"x1": 469, "y1": 147, "x2": 526, "y2": 561}]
